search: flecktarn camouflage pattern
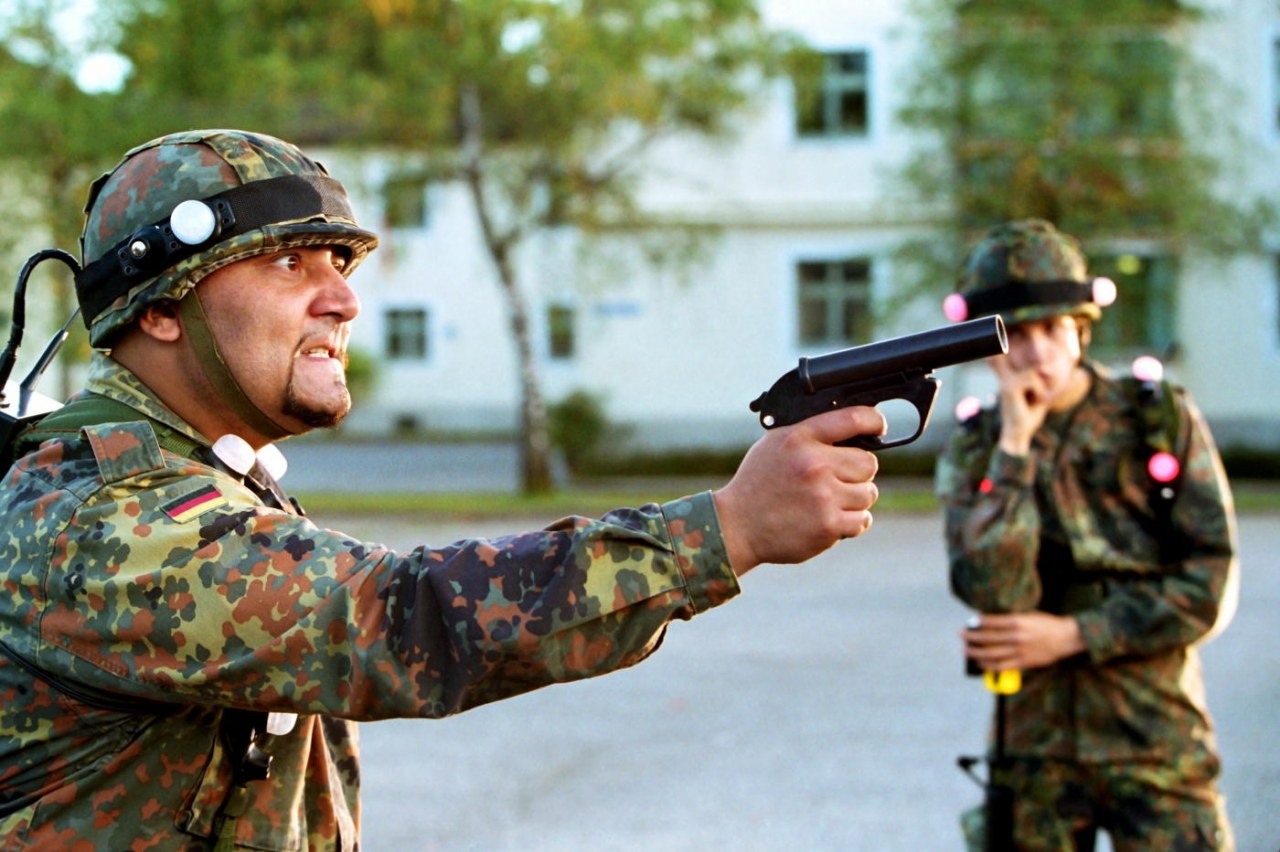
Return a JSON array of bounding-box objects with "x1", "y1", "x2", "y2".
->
[
  {"x1": 955, "y1": 218, "x2": 1101, "y2": 325},
  {"x1": 0, "y1": 354, "x2": 739, "y2": 849},
  {"x1": 79, "y1": 129, "x2": 378, "y2": 346},
  {"x1": 936, "y1": 362, "x2": 1238, "y2": 849}
]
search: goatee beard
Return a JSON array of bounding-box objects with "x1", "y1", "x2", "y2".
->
[{"x1": 282, "y1": 377, "x2": 352, "y2": 429}]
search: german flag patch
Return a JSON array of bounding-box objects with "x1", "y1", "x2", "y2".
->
[{"x1": 162, "y1": 484, "x2": 227, "y2": 523}]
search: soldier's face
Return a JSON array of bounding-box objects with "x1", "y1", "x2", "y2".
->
[
  {"x1": 1004, "y1": 314, "x2": 1085, "y2": 410},
  {"x1": 195, "y1": 246, "x2": 361, "y2": 433}
]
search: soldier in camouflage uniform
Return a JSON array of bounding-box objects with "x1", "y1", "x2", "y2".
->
[
  {"x1": 0, "y1": 130, "x2": 885, "y2": 850},
  {"x1": 935, "y1": 220, "x2": 1239, "y2": 850}
]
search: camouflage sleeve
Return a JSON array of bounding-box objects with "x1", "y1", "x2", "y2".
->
[
  {"x1": 29, "y1": 461, "x2": 740, "y2": 720},
  {"x1": 1074, "y1": 394, "x2": 1239, "y2": 663},
  {"x1": 935, "y1": 422, "x2": 1045, "y2": 613}
]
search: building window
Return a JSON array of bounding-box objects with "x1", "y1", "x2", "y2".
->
[
  {"x1": 797, "y1": 258, "x2": 873, "y2": 346},
  {"x1": 385, "y1": 307, "x2": 429, "y2": 360},
  {"x1": 547, "y1": 304, "x2": 576, "y2": 360},
  {"x1": 1083, "y1": 37, "x2": 1175, "y2": 138},
  {"x1": 963, "y1": 34, "x2": 1173, "y2": 141},
  {"x1": 1274, "y1": 37, "x2": 1280, "y2": 134},
  {"x1": 795, "y1": 50, "x2": 870, "y2": 138},
  {"x1": 1274, "y1": 254, "x2": 1280, "y2": 346},
  {"x1": 382, "y1": 174, "x2": 429, "y2": 229},
  {"x1": 1087, "y1": 254, "x2": 1176, "y2": 355}
]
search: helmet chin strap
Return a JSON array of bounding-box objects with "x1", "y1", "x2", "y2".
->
[{"x1": 176, "y1": 292, "x2": 294, "y2": 442}]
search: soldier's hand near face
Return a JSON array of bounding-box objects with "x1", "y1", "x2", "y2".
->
[
  {"x1": 990, "y1": 353, "x2": 1051, "y2": 456},
  {"x1": 713, "y1": 406, "x2": 885, "y2": 576}
]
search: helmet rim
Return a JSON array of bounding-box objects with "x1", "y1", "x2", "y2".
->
[{"x1": 87, "y1": 221, "x2": 377, "y2": 347}]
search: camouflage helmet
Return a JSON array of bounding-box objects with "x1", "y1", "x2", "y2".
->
[
  {"x1": 76, "y1": 129, "x2": 378, "y2": 346},
  {"x1": 942, "y1": 219, "x2": 1115, "y2": 326}
]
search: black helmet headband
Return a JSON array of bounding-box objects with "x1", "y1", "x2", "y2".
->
[{"x1": 962, "y1": 279, "x2": 1094, "y2": 318}]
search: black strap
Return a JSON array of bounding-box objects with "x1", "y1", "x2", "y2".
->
[
  {"x1": 1124, "y1": 375, "x2": 1186, "y2": 562},
  {"x1": 221, "y1": 710, "x2": 273, "y2": 784},
  {"x1": 76, "y1": 173, "x2": 358, "y2": 324},
  {"x1": 964, "y1": 279, "x2": 1093, "y2": 318}
]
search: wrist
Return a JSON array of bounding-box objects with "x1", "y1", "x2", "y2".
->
[
  {"x1": 1058, "y1": 615, "x2": 1086, "y2": 659},
  {"x1": 710, "y1": 488, "x2": 757, "y2": 576},
  {"x1": 998, "y1": 433, "x2": 1032, "y2": 456}
]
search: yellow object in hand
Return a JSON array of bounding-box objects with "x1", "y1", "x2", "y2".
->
[{"x1": 983, "y1": 669, "x2": 1022, "y2": 694}]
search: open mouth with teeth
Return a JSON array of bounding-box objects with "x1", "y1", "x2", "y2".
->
[{"x1": 298, "y1": 344, "x2": 345, "y2": 367}]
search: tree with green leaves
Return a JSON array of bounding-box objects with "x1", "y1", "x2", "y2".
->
[
  {"x1": 104, "y1": 0, "x2": 805, "y2": 493},
  {"x1": 0, "y1": 0, "x2": 139, "y2": 396},
  {"x1": 896, "y1": 0, "x2": 1274, "y2": 349}
]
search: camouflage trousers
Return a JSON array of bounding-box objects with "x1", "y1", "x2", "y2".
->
[{"x1": 961, "y1": 755, "x2": 1233, "y2": 851}]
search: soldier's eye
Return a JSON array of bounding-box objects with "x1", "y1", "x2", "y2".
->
[{"x1": 269, "y1": 253, "x2": 303, "y2": 272}]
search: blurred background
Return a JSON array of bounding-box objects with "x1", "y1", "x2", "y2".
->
[{"x1": 2, "y1": 0, "x2": 1279, "y2": 495}]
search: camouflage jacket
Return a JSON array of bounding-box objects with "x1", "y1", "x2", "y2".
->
[
  {"x1": 935, "y1": 362, "x2": 1238, "y2": 763},
  {"x1": 0, "y1": 354, "x2": 740, "y2": 850}
]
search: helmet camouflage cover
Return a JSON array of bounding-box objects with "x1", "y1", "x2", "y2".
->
[
  {"x1": 77, "y1": 129, "x2": 378, "y2": 346},
  {"x1": 948, "y1": 218, "x2": 1107, "y2": 326}
]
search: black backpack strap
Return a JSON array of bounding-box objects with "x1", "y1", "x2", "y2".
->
[
  {"x1": 1121, "y1": 374, "x2": 1190, "y2": 564},
  {"x1": 1122, "y1": 375, "x2": 1184, "y2": 483},
  {"x1": 1123, "y1": 375, "x2": 1182, "y2": 453}
]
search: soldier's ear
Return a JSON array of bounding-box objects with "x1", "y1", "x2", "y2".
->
[{"x1": 135, "y1": 301, "x2": 182, "y2": 343}]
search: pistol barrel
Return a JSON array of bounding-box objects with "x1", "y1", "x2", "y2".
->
[{"x1": 798, "y1": 315, "x2": 1007, "y2": 394}]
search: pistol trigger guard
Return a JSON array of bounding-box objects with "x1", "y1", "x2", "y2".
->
[{"x1": 837, "y1": 376, "x2": 941, "y2": 451}]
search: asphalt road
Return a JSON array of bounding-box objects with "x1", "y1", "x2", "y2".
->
[
  {"x1": 301, "y1": 502, "x2": 1278, "y2": 852},
  {"x1": 281, "y1": 441, "x2": 524, "y2": 493}
]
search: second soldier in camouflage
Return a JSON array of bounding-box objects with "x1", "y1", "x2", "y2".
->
[{"x1": 936, "y1": 220, "x2": 1238, "y2": 850}]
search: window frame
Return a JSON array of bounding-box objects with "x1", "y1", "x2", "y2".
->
[
  {"x1": 1273, "y1": 253, "x2": 1280, "y2": 351},
  {"x1": 959, "y1": 32, "x2": 1175, "y2": 143},
  {"x1": 381, "y1": 173, "x2": 430, "y2": 231},
  {"x1": 546, "y1": 302, "x2": 577, "y2": 361},
  {"x1": 794, "y1": 255, "x2": 875, "y2": 348},
  {"x1": 383, "y1": 306, "x2": 430, "y2": 362},
  {"x1": 1270, "y1": 30, "x2": 1280, "y2": 141},
  {"x1": 794, "y1": 48, "x2": 872, "y2": 141},
  {"x1": 1086, "y1": 252, "x2": 1177, "y2": 357}
]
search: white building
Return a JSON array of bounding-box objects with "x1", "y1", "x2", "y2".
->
[{"x1": 332, "y1": 0, "x2": 1280, "y2": 456}]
